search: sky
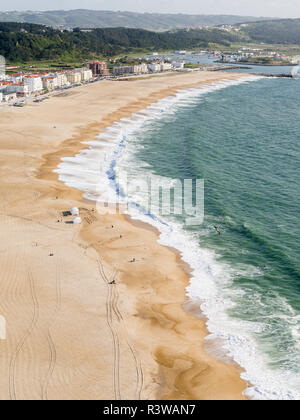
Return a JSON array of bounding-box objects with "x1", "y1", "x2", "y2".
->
[{"x1": 0, "y1": 0, "x2": 300, "y2": 19}]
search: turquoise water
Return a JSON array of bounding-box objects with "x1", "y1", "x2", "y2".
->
[
  {"x1": 116, "y1": 76, "x2": 300, "y2": 399},
  {"x1": 57, "y1": 74, "x2": 300, "y2": 399}
]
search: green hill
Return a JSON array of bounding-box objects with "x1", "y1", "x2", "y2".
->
[
  {"x1": 0, "y1": 23, "x2": 241, "y2": 63},
  {"x1": 236, "y1": 19, "x2": 300, "y2": 44},
  {"x1": 0, "y1": 10, "x2": 272, "y2": 31},
  {"x1": 2, "y1": 19, "x2": 300, "y2": 64}
]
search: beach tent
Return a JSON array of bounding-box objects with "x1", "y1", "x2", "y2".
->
[
  {"x1": 73, "y1": 217, "x2": 82, "y2": 224},
  {"x1": 70, "y1": 207, "x2": 80, "y2": 216}
]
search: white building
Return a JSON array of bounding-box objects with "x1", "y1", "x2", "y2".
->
[
  {"x1": 6, "y1": 83, "x2": 29, "y2": 96},
  {"x1": 24, "y1": 76, "x2": 43, "y2": 92},
  {"x1": 292, "y1": 55, "x2": 300, "y2": 64},
  {"x1": 42, "y1": 76, "x2": 58, "y2": 90},
  {"x1": 66, "y1": 72, "x2": 82, "y2": 84},
  {"x1": 10, "y1": 73, "x2": 23, "y2": 83},
  {"x1": 147, "y1": 63, "x2": 161, "y2": 73},
  {"x1": 171, "y1": 61, "x2": 185, "y2": 69},
  {"x1": 133, "y1": 64, "x2": 148, "y2": 74},
  {"x1": 160, "y1": 62, "x2": 173, "y2": 71},
  {"x1": 55, "y1": 73, "x2": 68, "y2": 87},
  {"x1": 79, "y1": 68, "x2": 93, "y2": 81}
]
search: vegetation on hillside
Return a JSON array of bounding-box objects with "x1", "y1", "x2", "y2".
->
[
  {"x1": 0, "y1": 23, "x2": 241, "y2": 62},
  {"x1": 2, "y1": 19, "x2": 300, "y2": 64},
  {"x1": 236, "y1": 19, "x2": 300, "y2": 44}
]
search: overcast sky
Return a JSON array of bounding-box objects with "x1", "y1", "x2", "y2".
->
[{"x1": 0, "y1": 0, "x2": 300, "y2": 18}]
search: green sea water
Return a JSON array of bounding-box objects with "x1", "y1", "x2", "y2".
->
[
  {"x1": 115, "y1": 76, "x2": 300, "y2": 399},
  {"x1": 57, "y1": 73, "x2": 300, "y2": 399}
]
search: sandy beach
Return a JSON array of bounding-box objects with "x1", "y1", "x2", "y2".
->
[{"x1": 0, "y1": 70, "x2": 248, "y2": 400}]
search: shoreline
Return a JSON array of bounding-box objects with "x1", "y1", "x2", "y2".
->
[{"x1": 0, "y1": 71, "x2": 248, "y2": 399}]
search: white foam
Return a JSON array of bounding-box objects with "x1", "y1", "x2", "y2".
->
[{"x1": 55, "y1": 75, "x2": 300, "y2": 400}]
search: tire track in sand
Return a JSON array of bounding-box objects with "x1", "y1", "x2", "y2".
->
[
  {"x1": 42, "y1": 258, "x2": 62, "y2": 400},
  {"x1": 97, "y1": 257, "x2": 121, "y2": 400},
  {"x1": 112, "y1": 283, "x2": 144, "y2": 400},
  {"x1": 97, "y1": 257, "x2": 143, "y2": 400},
  {"x1": 8, "y1": 270, "x2": 39, "y2": 400}
]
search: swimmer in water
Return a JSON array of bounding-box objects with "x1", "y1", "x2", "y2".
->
[{"x1": 214, "y1": 226, "x2": 221, "y2": 235}]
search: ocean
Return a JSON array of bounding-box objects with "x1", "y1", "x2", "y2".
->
[{"x1": 56, "y1": 70, "x2": 300, "y2": 400}]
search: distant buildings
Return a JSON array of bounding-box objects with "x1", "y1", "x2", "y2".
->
[
  {"x1": 113, "y1": 64, "x2": 149, "y2": 75},
  {"x1": 0, "y1": 57, "x2": 189, "y2": 105},
  {"x1": 292, "y1": 56, "x2": 300, "y2": 64},
  {"x1": 160, "y1": 62, "x2": 173, "y2": 71},
  {"x1": 171, "y1": 61, "x2": 185, "y2": 69},
  {"x1": 147, "y1": 63, "x2": 161, "y2": 73},
  {"x1": 113, "y1": 61, "x2": 179, "y2": 76},
  {"x1": 0, "y1": 64, "x2": 101, "y2": 103},
  {"x1": 88, "y1": 61, "x2": 110, "y2": 76}
]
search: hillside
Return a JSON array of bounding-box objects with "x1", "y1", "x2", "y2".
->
[
  {"x1": 0, "y1": 23, "x2": 241, "y2": 62},
  {"x1": 2, "y1": 18, "x2": 300, "y2": 64},
  {"x1": 0, "y1": 10, "x2": 273, "y2": 31},
  {"x1": 236, "y1": 19, "x2": 300, "y2": 44}
]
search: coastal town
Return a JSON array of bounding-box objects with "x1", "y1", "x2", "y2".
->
[
  {"x1": 0, "y1": 58, "x2": 186, "y2": 106},
  {"x1": 1, "y1": 43, "x2": 300, "y2": 107}
]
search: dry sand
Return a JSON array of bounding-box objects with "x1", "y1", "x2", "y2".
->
[{"x1": 0, "y1": 71, "x2": 248, "y2": 400}]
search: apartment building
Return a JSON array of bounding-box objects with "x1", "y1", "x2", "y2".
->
[
  {"x1": 160, "y1": 63, "x2": 173, "y2": 71},
  {"x1": 88, "y1": 61, "x2": 110, "y2": 76},
  {"x1": 0, "y1": 80, "x2": 12, "y2": 88},
  {"x1": 6, "y1": 83, "x2": 29, "y2": 96},
  {"x1": 24, "y1": 76, "x2": 43, "y2": 92},
  {"x1": 78, "y1": 68, "x2": 93, "y2": 82},
  {"x1": 134, "y1": 64, "x2": 148, "y2": 74},
  {"x1": 113, "y1": 64, "x2": 149, "y2": 75},
  {"x1": 42, "y1": 76, "x2": 58, "y2": 90},
  {"x1": 10, "y1": 73, "x2": 23, "y2": 83},
  {"x1": 113, "y1": 65, "x2": 132, "y2": 75},
  {"x1": 66, "y1": 71, "x2": 82, "y2": 84},
  {"x1": 55, "y1": 72, "x2": 68, "y2": 88},
  {"x1": 171, "y1": 61, "x2": 185, "y2": 69},
  {"x1": 147, "y1": 63, "x2": 161, "y2": 73}
]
